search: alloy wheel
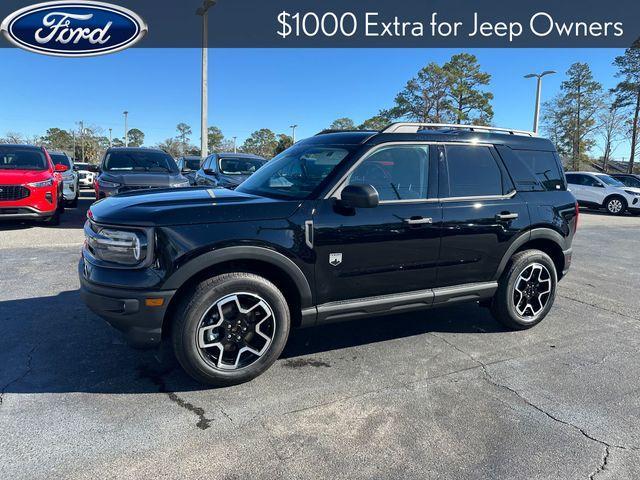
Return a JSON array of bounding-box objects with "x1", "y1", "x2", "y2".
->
[
  {"x1": 196, "y1": 292, "x2": 275, "y2": 370},
  {"x1": 512, "y1": 263, "x2": 552, "y2": 320},
  {"x1": 607, "y1": 199, "x2": 623, "y2": 214}
]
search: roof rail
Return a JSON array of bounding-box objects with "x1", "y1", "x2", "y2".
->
[
  {"x1": 381, "y1": 122, "x2": 537, "y2": 137},
  {"x1": 315, "y1": 129, "x2": 377, "y2": 135}
]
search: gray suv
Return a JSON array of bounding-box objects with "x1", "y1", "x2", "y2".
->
[{"x1": 94, "y1": 148, "x2": 190, "y2": 200}]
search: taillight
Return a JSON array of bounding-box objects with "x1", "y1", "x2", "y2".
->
[{"x1": 574, "y1": 201, "x2": 579, "y2": 232}]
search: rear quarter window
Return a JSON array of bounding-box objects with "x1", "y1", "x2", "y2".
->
[{"x1": 497, "y1": 146, "x2": 565, "y2": 192}]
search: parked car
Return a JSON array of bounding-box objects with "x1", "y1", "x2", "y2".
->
[
  {"x1": 566, "y1": 171, "x2": 640, "y2": 215},
  {"x1": 610, "y1": 173, "x2": 640, "y2": 189},
  {"x1": 74, "y1": 162, "x2": 98, "y2": 188},
  {"x1": 80, "y1": 123, "x2": 578, "y2": 386},
  {"x1": 94, "y1": 148, "x2": 190, "y2": 200},
  {"x1": 49, "y1": 151, "x2": 79, "y2": 208},
  {"x1": 0, "y1": 144, "x2": 65, "y2": 225},
  {"x1": 194, "y1": 153, "x2": 267, "y2": 189},
  {"x1": 176, "y1": 156, "x2": 202, "y2": 185}
]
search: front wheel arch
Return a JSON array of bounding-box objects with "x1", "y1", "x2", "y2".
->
[{"x1": 603, "y1": 195, "x2": 627, "y2": 214}]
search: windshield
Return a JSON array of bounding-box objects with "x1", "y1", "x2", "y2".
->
[
  {"x1": 50, "y1": 154, "x2": 71, "y2": 168},
  {"x1": 104, "y1": 151, "x2": 177, "y2": 173},
  {"x1": 237, "y1": 144, "x2": 353, "y2": 199},
  {"x1": 184, "y1": 158, "x2": 201, "y2": 170},
  {"x1": 0, "y1": 147, "x2": 47, "y2": 170},
  {"x1": 219, "y1": 157, "x2": 266, "y2": 175},
  {"x1": 597, "y1": 175, "x2": 624, "y2": 187}
]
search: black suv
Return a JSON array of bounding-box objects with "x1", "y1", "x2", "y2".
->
[
  {"x1": 80, "y1": 123, "x2": 578, "y2": 386},
  {"x1": 611, "y1": 173, "x2": 640, "y2": 189}
]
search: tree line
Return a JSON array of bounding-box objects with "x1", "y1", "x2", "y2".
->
[{"x1": 2, "y1": 47, "x2": 639, "y2": 171}]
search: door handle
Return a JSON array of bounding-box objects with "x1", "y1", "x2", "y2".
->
[
  {"x1": 495, "y1": 212, "x2": 519, "y2": 221},
  {"x1": 404, "y1": 217, "x2": 433, "y2": 225}
]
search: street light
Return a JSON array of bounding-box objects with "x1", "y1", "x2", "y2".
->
[
  {"x1": 109, "y1": 128, "x2": 113, "y2": 148},
  {"x1": 524, "y1": 70, "x2": 556, "y2": 134},
  {"x1": 197, "y1": 0, "x2": 217, "y2": 158},
  {"x1": 290, "y1": 124, "x2": 298, "y2": 143},
  {"x1": 232, "y1": 136, "x2": 237, "y2": 153},
  {"x1": 123, "y1": 111, "x2": 129, "y2": 147}
]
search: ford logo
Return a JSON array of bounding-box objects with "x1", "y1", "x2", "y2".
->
[{"x1": 1, "y1": 1, "x2": 147, "y2": 57}]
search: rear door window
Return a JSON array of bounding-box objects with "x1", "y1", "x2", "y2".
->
[{"x1": 443, "y1": 145, "x2": 504, "y2": 198}]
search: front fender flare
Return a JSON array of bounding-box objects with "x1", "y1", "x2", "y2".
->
[{"x1": 163, "y1": 246, "x2": 313, "y2": 308}]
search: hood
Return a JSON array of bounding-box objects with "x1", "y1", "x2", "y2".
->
[
  {"x1": 0, "y1": 169, "x2": 51, "y2": 185},
  {"x1": 89, "y1": 187, "x2": 301, "y2": 226},
  {"x1": 100, "y1": 171, "x2": 183, "y2": 186},
  {"x1": 218, "y1": 173, "x2": 251, "y2": 186}
]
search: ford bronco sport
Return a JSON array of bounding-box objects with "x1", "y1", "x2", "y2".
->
[{"x1": 80, "y1": 123, "x2": 578, "y2": 386}]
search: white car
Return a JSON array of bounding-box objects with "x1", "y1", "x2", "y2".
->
[
  {"x1": 49, "y1": 151, "x2": 79, "y2": 208},
  {"x1": 75, "y1": 162, "x2": 96, "y2": 188},
  {"x1": 566, "y1": 171, "x2": 640, "y2": 216}
]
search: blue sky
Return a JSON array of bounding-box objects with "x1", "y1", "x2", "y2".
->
[{"x1": 0, "y1": 48, "x2": 629, "y2": 158}]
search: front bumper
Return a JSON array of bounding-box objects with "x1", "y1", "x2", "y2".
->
[
  {"x1": 0, "y1": 185, "x2": 58, "y2": 218},
  {"x1": 79, "y1": 259, "x2": 175, "y2": 348},
  {"x1": 0, "y1": 206, "x2": 56, "y2": 220},
  {"x1": 62, "y1": 179, "x2": 78, "y2": 200}
]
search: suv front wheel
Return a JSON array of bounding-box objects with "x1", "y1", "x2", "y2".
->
[
  {"x1": 172, "y1": 272, "x2": 291, "y2": 386},
  {"x1": 491, "y1": 250, "x2": 557, "y2": 330}
]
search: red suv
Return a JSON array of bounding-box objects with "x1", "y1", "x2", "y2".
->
[{"x1": 0, "y1": 144, "x2": 66, "y2": 225}]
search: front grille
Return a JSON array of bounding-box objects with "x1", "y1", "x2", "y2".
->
[{"x1": 0, "y1": 185, "x2": 30, "y2": 201}]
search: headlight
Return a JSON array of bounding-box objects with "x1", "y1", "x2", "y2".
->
[
  {"x1": 624, "y1": 190, "x2": 640, "y2": 196},
  {"x1": 98, "y1": 179, "x2": 121, "y2": 188},
  {"x1": 170, "y1": 179, "x2": 190, "y2": 188},
  {"x1": 27, "y1": 178, "x2": 54, "y2": 188},
  {"x1": 85, "y1": 223, "x2": 149, "y2": 266},
  {"x1": 62, "y1": 172, "x2": 74, "y2": 181}
]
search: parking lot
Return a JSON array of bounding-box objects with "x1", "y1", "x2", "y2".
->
[{"x1": 1, "y1": 190, "x2": 639, "y2": 480}]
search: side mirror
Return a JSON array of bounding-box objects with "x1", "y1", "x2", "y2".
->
[
  {"x1": 340, "y1": 184, "x2": 379, "y2": 209},
  {"x1": 181, "y1": 167, "x2": 192, "y2": 173},
  {"x1": 54, "y1": 164, "x2": 69, "y2": 172},
  {"x1": 204, "y1": 169, "x2": 217, "y2": 176}
]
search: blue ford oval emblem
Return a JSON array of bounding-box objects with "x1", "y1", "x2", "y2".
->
[{"x1": 1, "y1": 1, "x2": 147, "y2": 57}]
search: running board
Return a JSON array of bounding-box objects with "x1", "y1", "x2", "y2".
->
[{"x1": 301, "y1": 282, "x2": 498, "y2": 327}]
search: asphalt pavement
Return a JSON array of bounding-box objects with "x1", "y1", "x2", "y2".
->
[{"x1": 1, "y1": 191, "x2": 639, "y2": 479}]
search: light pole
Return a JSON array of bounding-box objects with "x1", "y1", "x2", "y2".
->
[
  {"x1": 524, "y1": 70, "x2": 556, "y2": 134},
  {"x1": 197, "y1": 0, "x2": 217, "y2": 158},
  {"x1": 290, "y1": 124, "x2": 298, "y2": 143},
  {"x1": 123, "y1": 111, "x2": 129, "y2": 147},
  {"x1": 79, "y1": 121, "x2": 85, "y2": 162},
  {"x1": 109, "y1": 128, "x2": 113, "y2": 147},
  {"x1": 232, "y1": 136, "x2": 237, "y2": 153}
]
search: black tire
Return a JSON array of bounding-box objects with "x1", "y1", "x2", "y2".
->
[
  {"x1": 491, "y1": 249, "x2": 557, "y2": 330},
  {"x1": 604, "y1": 195, "x2": 627, "y2": 216},
  {"x1": 41, "y1": 210, "x2": 60, "y2": 226},
  {"x1": 172, "y1": 272, "x2": 290, "y2": 386}
]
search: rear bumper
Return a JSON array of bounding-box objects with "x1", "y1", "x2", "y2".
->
[
  {"x1": 562, "y1": 248, "x2": 573, "y2": 277},
  {"x1": 79, "y1": 260, "x2": 175, "y2": 348}
]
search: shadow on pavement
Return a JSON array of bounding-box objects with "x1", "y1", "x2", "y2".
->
[{"x1": 0, "y1": 288, "x2": 503, "y2": 395}]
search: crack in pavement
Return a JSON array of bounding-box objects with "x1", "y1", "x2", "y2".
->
[
  {"x1": 559, "y1": 293, "x2": 640, "y2": 322},
  {"x1": 0, "y1": 343, "x2": 37, "y2": 406},
  {"x1": 589, "y1": 445, "x2": 610, "y2": 480},
  {"x1": 428, "y1": 332, "x2": 639, "y2": 479},
  {"x1": 137, "y1": 366, "x2": 219, "y2": 430}
]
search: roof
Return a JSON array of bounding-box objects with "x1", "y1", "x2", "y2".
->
[
  {"x1": 215, "y1": 152, "x2": 267, "y2": 160},
  {"x1": 302, "y1": 129, "x2": 555, "y2": 151},
  {"x1": 0, "y1": 144, "x2": 42, "y2": 149},
  {"x1": 106, "y1": 147, "x2": 167, "y2": 154}
]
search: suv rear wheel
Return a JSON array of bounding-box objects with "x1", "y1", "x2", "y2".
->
[
  {"x1": 491, "y1": 250, "x2": 557, "y2": 330},
  {"x1": 172, "y1": 272, "x2": 290, "y2": 386}
]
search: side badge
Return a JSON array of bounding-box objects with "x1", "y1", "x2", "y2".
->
[{"x1": 329, "y1": 253, "x2": 342, "y2": 267}]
